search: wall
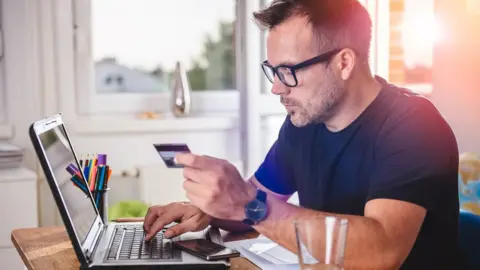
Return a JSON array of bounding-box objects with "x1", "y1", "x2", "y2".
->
[
  {"x1": 432, "y1": 0, "x2": 480, "y2": 155},
  {"x1": 2, "y1": 0, "x2": 43, "y2": 169}
]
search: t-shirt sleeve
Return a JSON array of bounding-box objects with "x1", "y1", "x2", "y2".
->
[
  {"x1": 367, "y1": 100, "x2": 459, "y2": 211},
  {"x1": 254, "y1": 119, "x2": 296, "y2": 195}
]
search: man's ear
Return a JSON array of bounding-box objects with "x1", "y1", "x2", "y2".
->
[{"x1": 336, "y1": 48, "x2": 356, "y2": 80}]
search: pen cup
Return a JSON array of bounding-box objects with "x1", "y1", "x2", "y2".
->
[{"x1": 94, "y1": 188, "x2": 110, "y2": 224}]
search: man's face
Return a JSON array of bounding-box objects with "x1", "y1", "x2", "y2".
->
[{"x1": 265, "y1": 16, "x2": 346, "y2": 127}]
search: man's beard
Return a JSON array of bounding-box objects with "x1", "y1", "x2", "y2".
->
[{"x1": 286, "y1": 74, "x2": 345, "y2": 127}]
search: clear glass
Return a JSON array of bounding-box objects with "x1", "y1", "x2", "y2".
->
[
  {"x1": 91, "y1": 0, "x2": 236, "y2": 93},
  {"x1": 294, "y1": 216, "x2": 349, "y2": 270}
]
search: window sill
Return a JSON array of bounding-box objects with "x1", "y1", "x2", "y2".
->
[
  {"x1": 71, "y1": 114, "x2": 239, "y2": 135},
  {"x1": 0, "y1": 123, "x2": 14, "y2": 139}
]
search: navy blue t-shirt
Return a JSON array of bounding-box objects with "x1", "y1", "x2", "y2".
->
[{"x1": 255, "y1": 77, "x2": 460, "y2": 269}]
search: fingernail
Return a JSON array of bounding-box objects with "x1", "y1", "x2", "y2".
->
[{"x1": 164, "y1": 231, "x2": 173, "y2": 239}]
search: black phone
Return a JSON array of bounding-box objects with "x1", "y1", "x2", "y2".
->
[
  {"x1": 173, "y1": 239, "x2": 240, "y2": 261},
  {"x1": 153, "y1": 143, "x2": 191, "y2": 168}
]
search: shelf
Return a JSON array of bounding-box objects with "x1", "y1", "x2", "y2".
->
[{"x1": 71, "y1": 114, "x2": 239, "y2": 135}]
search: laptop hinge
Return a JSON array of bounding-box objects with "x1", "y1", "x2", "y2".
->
[{"x1": 85, "y1": 221, "x2": 104, "y2": 263}]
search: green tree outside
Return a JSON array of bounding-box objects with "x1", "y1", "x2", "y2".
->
[{"x1": 151, "y1": 21, "x2": 235, "y2": 91}]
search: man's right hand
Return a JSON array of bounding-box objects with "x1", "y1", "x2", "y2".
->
[{"x1": 143, "y1": 202, "x2": 211, "y2": 240}]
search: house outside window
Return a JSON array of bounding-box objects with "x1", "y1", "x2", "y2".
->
[
  {"x1": 72, "y1": 0, "x2": 435, "y2": 117},
  {"x1": 74, "y1": 0, "x2": 238, "y2": 115}
]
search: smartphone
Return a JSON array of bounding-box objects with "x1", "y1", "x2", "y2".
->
[
  {"x1": 173, "y1": 239, "x2": 240, "y2": 261},
  {"x1": 154, "y1": 143, "x2": 190, "y2": 168}
]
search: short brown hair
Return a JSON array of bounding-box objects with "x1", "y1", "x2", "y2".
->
[{"x1": 253, "y1": 0, "x2": 372, "y2": 60}]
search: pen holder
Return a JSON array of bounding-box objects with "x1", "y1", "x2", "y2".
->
[{"x1": 93, "y1": 188, "x2": 110, "y2": 224}]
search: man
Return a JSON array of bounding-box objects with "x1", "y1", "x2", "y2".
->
[{"x1": 144, "y1": 0, "x2": 460, "y2": 269}]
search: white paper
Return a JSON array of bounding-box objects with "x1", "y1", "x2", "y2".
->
[{"x1": 225, "y1": 235, "x2": 299, "y2": 270}]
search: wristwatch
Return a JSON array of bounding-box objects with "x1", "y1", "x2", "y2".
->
[{"x1": 242, "y1": 189, "x2": 268, "y2": 225}]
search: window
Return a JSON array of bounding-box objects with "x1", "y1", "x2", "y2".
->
[
  {"x1": 386, "y1": 0, "x2": 436, "y2": 94},
  {"x1": 74, "y1": 0, "x2": 239, "y2": 115}
]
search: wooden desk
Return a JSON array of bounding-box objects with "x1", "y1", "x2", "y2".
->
[{"x1": 11, "y1": 226, "x2": 260, "y2": 270}]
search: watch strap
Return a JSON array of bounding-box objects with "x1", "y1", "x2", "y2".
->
[
  {"x1": 242, "y1": 189, "x2": 267, "y2": 225},
  {"x1": 256, "y1": 189, "x2": 267, "y2": 203}
]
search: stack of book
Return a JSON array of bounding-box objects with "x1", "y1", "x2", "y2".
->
[{"x1": 0, "y1": 141, "x2": 24, "y2": 169}]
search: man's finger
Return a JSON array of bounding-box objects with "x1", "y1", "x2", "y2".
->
[
  {"x1": 163, "y1": 218, "x2": 197, "y2": 239},
  {"x1": 176, "y1": 153, "x2": 211, "y2": 169},
  {"x1": 182, "y1": 167, "x2": 201, "y2": 182},
  {"x1": 183, "y1": 179, "x2": 209, "y2": 197},
  {"x1": 143, "y1": 206, "x2": 164, "y2": 233},
  {"x1": 186, "y1": 193, "x2": 204, "y2": 209},
  {"x1": 144, "y1": 210, "x2": 183, "y2": 241},
  {"x1": 183, "y1": 167, "x2": 213, "y2": 184}
]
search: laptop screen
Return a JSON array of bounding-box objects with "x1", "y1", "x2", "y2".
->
[{"x1": 38, "y1": 123, "x2": 98, "y2": 244}]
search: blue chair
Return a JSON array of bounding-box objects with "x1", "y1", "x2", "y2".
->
[{"x1": 459, "y1": 209, "x2": 480, "y2": 269}]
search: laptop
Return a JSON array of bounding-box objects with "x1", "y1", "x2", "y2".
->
[{"x1": 29, "y1": 113, "x2": 230, "y2": 269}]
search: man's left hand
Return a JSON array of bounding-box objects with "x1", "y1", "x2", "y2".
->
[{"x1": 175, "y1": 153, "x2": 257, "y2": 221}]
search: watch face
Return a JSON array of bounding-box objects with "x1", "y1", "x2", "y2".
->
[{"x1": 246, "y1": 200, "x2": 267, "y2": 221}]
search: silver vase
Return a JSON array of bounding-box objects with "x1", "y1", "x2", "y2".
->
[{"x1": 170, "y1": 61, "x2": 192, "y2": 117}]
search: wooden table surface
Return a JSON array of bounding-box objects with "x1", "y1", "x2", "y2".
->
[{"x1": 11, "y1": 226, "x2": 260, "y2": 270}]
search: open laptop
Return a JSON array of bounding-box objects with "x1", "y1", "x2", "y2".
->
[{"x1": 29, "y1": 113, "x2": 229, "y2": 269}]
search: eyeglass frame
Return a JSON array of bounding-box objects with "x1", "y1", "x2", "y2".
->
[{"x1": 261, "y1": 48, "x2": 343, "y2": 87}]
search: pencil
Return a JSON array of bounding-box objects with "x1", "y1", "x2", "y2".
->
[{"x1": 71, "y1": 175, "x2": 89, "y2": 195}]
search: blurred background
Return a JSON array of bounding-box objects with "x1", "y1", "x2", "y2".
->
[{"x1": 0, "y1": 0, "x2": 479, "y2": 268}]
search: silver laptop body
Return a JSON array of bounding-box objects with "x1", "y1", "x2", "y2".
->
[{"x1": 29, "y1": 113, "x2": 229, "y2": 269}]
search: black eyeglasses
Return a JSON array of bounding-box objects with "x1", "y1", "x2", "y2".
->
[{"x1": 261, "y1": 48, "x2": 342, "y2": 87}]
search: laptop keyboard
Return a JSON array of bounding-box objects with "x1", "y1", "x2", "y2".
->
[{"x1": 106, "y1": 224, "x2": 181, "y2": 261}]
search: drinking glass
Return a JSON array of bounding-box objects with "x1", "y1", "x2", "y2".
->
[{"x1": 294, "y1": 216, "x2": 349, "y2": 270}]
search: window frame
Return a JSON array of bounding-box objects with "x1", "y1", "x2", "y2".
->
[
  {"x1": 0, "y1": 58, "x2": 9, "y2": 139},
  {"x1": 0, "y1": 2, "x2": 5, "y2": 124},
  {"x1": 73, "y1": 0, "x2": 242, "y2": 116},
  {"x1": 0, "y1": 0, "x2": 16, "y2": 140},
  {"x1": 377, "y1": 0, "x2": 433, "y2": 96},
  {"x1": 0, "y1": 55, "x2": 5, "y2": 124}
]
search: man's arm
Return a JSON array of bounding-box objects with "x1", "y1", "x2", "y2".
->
[
  {"x1": 252, "y1": 190, "x2": 426, "y2": 270},
  {"x1": 210, "y1": 176, "x2": 293, "y2": 232},
  {"x1": 211, "y1": 128, "x2": 296, "y2": 232}
]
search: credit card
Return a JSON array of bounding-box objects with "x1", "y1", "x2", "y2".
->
[{"x1": 154, "y1": 143, "x2": 191, "y2": 168}]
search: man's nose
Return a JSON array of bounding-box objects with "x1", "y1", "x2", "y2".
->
[{"x1": 270, "y1": 78, "x2": 290, "y2": 96}]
